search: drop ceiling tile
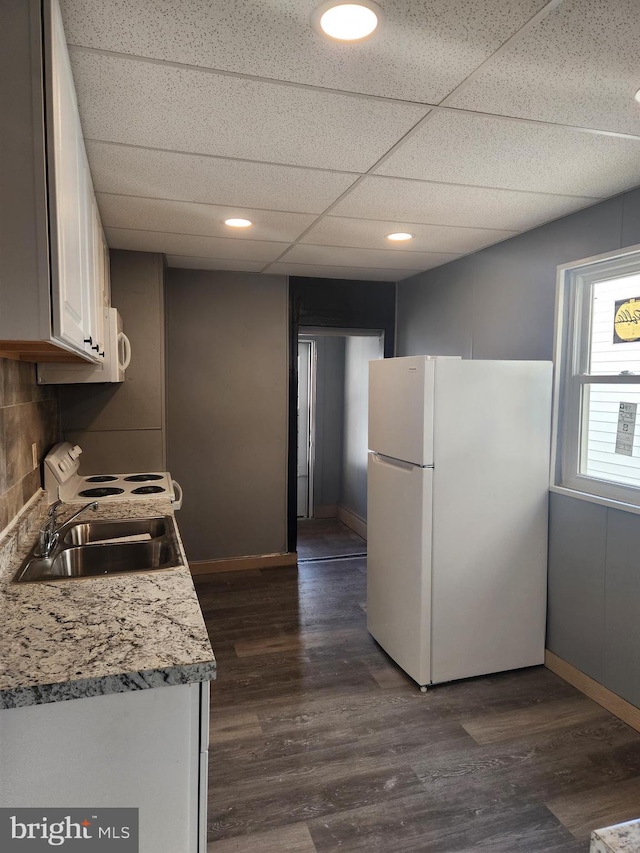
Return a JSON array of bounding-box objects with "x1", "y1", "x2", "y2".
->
[
  {"x1": 281, "y1": 244, "x2": 460, "y2": 270},
  {"x1": 165, "y1": 256, "x2": 265, "y2": 272},
  {"x1": 104, "y1": 227, "x2": 287, "y2": 261},
  {"x1": 332, "y1": 175, "x2": 599, "y2": 231},
  {"x1": 301, "y1": 216, "x2": 516, "y2": 254},
  {"x1": 264, "y1": 263, "x2": 419, "y2": 282},
  {"x1": 377, "y1": 110, "x2": 640, "y2": 198},
  {"x1": 86, "y1": 142, "x2": 358, "y2": 214},
  {"x1": 60, "y1": 0, "x2": 547, "y2": 103},
  {"x1": 70, "y1": 51, "x2": 428, "y2": 172},
  {"x1": 97, "y1": 194, "x2": 316, "y2": 242},
  {"x1": 445, "y1": 0, "x2": 640, "y2": 135}
]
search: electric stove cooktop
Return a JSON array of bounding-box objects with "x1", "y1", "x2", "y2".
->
[{"x1": 44, "y1": 442, "x2": 182, "y2": 508}]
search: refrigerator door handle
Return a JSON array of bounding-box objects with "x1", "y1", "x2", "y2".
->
[{"x1": 371, "y1": 452, "x2": 423, "y2": 472}]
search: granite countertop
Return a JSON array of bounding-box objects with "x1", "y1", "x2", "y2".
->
[
  {"x1": 591, "y1": 819, "x2": 640, "y2": 852},
  {"x1": 0, "y1": 492, "x2": 216, "y2": 709}
]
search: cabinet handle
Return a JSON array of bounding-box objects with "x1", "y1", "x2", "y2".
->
[
  {"x1": 91, "y1": 344, "x2": 99, "y2": 351},
  {"x1": 84, "y1": 337, "x2": 93, "y2": 345}
]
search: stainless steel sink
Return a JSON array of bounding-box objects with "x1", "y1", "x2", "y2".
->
[
  {"x1": 14, "y1": 515, "x2": 181, "y2": 583},
  {"x1": 62, "y1": 516, "x2": 168, "y2": 546}
]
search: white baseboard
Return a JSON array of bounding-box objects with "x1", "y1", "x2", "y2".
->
[{"x1": 337, "y1": 505, "x2": 367, "y2": 541}]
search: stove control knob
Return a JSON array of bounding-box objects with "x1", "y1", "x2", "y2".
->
[{"x1": 69, "y1": 445, "x2": 82, "y2": 460}]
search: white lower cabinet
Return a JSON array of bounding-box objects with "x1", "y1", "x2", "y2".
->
[{"x1": 0, "y1": 683, "x2": 210, "y2": 853}]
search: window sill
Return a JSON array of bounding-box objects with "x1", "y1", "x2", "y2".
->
[{"x1": 550, "y1": 484, "x2": 640, "y2": 516}]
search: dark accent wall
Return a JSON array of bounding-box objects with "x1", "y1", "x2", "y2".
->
[
  {"x1": 291, "y1": 277, "x2": 395, "y2": 356},
  {"x1": 396, "y1": 187, "x2": 640, "y2": 708},
  {"x1": 0, "y1": 359, "x2": 58, "y2": 531}
]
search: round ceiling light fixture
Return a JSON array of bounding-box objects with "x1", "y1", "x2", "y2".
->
[
  {"x1": 635, "y1": 88, "x2": 640, "y2": 103},
  {"x1": 312, "y1": 1, "x2": 383, "y2": 43},
  {"x1": 224, "y1": 218, "x2": 253, "y2": 228},
  {"x1": 386, "y1": 232, "x2": 414, "y2": 242}
]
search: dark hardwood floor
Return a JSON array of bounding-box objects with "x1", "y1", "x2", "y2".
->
[
  {"x1": 196, "y1": 558, "x2": 640, "y2": 852},
  {"x1": 296, "y1": 518, "x2": 367, "y2": 561}
]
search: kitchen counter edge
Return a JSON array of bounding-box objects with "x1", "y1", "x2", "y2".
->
[{"x1": 0, "y1": 491, "x2": 216, "y2": 710}]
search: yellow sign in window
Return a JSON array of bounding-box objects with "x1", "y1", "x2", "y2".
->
[{"x1": 614, "y1": 297, "x2": 640, "y2": 343}]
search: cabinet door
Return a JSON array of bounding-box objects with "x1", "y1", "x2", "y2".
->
[
  {"x1": 48, "y1": 0, "x2": 89, "y2": 353},
  {"x1": 48, "y1": 0, "x2": 106, "y2": 362},
  {"x1": 101, "y1": 223, "x2": 111, "y2": 308},
  {"x1": 86, "y1": 191, "x2": 105, "y2": 356}
]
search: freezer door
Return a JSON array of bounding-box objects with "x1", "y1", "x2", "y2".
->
[
  {"x1": 367, "y1": 452, "x2": 432, "y2": 686},
  {"x1": 369, "y1": 356, "x2": 436, "y2": 466}
]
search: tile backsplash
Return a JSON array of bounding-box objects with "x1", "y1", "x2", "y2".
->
[{"x1": 0, "y1": 359, "x2": 59, "y2": 532}]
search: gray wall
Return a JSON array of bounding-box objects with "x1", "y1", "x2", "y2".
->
[
  {"x1": 548, "y1": 492, "x2": 640, "y2": 708},
  {"x1": 341, "y1": 336, "x2": 381, "y2": 522},
  {"x1": 0, "y1": 359, "x2": 58, "y2": 531},
  {"x1": 397, "y1": 195, "x2": 626, "y2": 362},
  {"x1": 60, "y1": 250, "x2": 166, "y2": 472},
  {"x1": 310, "y1": 336, "x2": 345, "y2": 513},
  {"x1": 396, "y1": 187, "x2": 640, "y2": 707},
  {"x1": 165, "y1": 269, "x2": 288, "y2": 563}
]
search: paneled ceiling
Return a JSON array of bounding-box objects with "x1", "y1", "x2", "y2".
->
[{"x1": 60, "y1": 0, "x2": 640, "y2": 282}]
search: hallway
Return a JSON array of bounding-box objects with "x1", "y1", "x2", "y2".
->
[
  {"x1": 296, "y1": 518, "x2": 367, "y2": 561},
  {"x1": 196, "y1": 560, "x2": 640, "y2": 852}
]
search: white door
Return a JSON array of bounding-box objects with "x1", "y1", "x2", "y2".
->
[{"x1": 367, "y1": 452, "x2": 433, "y2": 686}]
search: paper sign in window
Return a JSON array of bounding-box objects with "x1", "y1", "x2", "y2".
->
[{"x1": 615, "y1": 402, "x2": 637, "y2": 456}]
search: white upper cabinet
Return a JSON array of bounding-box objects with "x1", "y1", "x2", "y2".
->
[{"x1": 0, "y1": 0, "x2": 107, "y2": 363}]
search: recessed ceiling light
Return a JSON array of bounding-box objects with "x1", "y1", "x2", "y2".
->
[
  {"x1": 224, "y1": 218, "x2": 253, "y2": 228},
  {"x1": 635, "y1": 88, "x2": 640, "y2": 103},
  {"x1": 312, "y1": 1, "x2": 382, "y2": 43},
  {"x1": 386, "y1": 232, "x2": 414, "y2": 242}
]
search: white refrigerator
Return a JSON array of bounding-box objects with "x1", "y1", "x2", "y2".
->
[{"x1": 367, "y1": 356, "x2": 552, "y2": 690}]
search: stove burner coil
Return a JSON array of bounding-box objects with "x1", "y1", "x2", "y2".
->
[
  {"x1": 130, "y1": 485, "x2": 166, "y2": 495},
  {"x1": 123, "y1": 474, "x2": 163, "y2": 482},
  {"x1": 78, "y1": 487, "x2": 125, "y2": 498},
  {"x1": 85, "y1": 475, "x2": 118, "y2": 483}
]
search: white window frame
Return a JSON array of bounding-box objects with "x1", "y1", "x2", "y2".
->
[{"x1": 553, "y1": 244, "x2": 640, "y2": 510}]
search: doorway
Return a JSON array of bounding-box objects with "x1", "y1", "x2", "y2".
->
[
  {"x1": 295, "y1": 329, "x2": 384, "y2": 560},
  {"x1": 297, "y1": 339, "x2": 315, "y2": 519}
]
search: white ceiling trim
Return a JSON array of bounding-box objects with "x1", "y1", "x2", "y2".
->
[
  {"x1": 97, "y1": 194, "x2": 519, "y2": 234},
  {"x1": 68, "y1": 44, "x2": 440, "y2": 108},
  {"x1": 438, "y1": 0, "x2": 564, "y2": 107},
  {"x1": 103, "y1": 224, "x2": 462, "y2": 259},
  {"x1": 71, "y1": 41, "x2": 640, "y2": 145},
  {"x1": 84, "y1": 137, "x2": 362, "y2": 176}
]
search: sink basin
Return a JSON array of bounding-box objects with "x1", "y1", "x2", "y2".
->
[
  {"x1": 14, "y1": 515, "x2": 181, "y2": 583},
  {"x1": 63, "y1": 516, "x2": 168, "y2": 546}
]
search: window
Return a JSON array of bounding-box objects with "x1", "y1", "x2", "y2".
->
[{"x1": 554, "y1": 246, "x2": 640, "y2": 506}]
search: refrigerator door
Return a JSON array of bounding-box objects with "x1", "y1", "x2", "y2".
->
[
  {"x1": 367, "y1": 451, "x2": 432, "y2": 686},
  {"x1": 430, "y1": 359, "x2": 552, "y2": 683},
  {"x1": 369, "y1": 356, "x2": 437, "y2": 466}
]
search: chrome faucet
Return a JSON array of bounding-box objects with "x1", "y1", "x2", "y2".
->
[{"x1": 37, "y1": 500, "x2": 98, "y2": 558}]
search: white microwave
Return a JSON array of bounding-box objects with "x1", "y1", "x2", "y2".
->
[{"x1": 37, "y1": 308, "x2": 131, "y2": 384}]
